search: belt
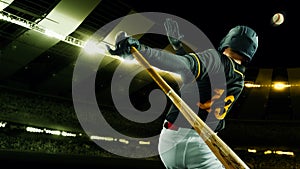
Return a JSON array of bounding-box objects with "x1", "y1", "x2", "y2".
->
[
  {"x1": 164, "y1": 121, "x2": 195, "y2": 131},
  {"x1": 163, "y1": 121, "x2": 179, "y2": 131}
]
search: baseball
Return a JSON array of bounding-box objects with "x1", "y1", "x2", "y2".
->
[{"x1": 271, "y1": 13, "x2": 284, "y2": 26}]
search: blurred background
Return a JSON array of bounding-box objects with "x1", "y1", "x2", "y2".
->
[{"x1": 0, "y1": 0, "x2": 299, "y2": 168}]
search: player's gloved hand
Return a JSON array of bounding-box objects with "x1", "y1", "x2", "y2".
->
[
  {"x1": 164, "y1": 18, "x2": 184, "y2": 50},
  {"x1": 106, "y1": 31, "x2": 141, "y2": 60}
]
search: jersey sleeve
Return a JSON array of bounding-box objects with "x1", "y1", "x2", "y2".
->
[{"x1": 140, "y1": 46, "x2": 200, "y2": 84}]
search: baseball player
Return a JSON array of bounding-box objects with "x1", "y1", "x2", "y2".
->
[{"x1": 107, "y1": 18, "x2": 258, "y2": 169}]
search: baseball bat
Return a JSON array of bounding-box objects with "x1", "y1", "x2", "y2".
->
[{"x1": 130, "y1": 46, "x2": 250, "y2": 169}]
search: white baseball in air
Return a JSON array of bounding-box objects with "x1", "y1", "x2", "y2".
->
[{"x1": 271, "y1": 13, "x2": 284, "y2": 26}]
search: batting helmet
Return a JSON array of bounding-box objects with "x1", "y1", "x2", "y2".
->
[{"x1": 218, "y1": 25, "x2": 258, "y2": 63}]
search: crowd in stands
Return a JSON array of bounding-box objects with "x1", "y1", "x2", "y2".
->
[
  {"x1": 0, "y1": 86, "x2": 299, "y2": 168},
  {"x1": 0, "y1": 87, "x2": 81, "y2": 131}
]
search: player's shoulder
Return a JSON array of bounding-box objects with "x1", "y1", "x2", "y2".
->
[
  {"x1": 199, "y1": 48, "x2": 220, "y2": 56},
  {"x1": 194, "y1": 48, "x2": 222, "y2": 62}
]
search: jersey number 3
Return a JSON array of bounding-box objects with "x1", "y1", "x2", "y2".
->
[{"x1": 197, "y1": 89, "x2": 235, "y2": 120}]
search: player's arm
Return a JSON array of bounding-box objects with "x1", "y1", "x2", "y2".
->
[
  {"x1": 140, "y1": 45, "x2": 199, "y2": 83},
  {"x1": 106, "y1": 31, "x2": 200, "y2": 84}
]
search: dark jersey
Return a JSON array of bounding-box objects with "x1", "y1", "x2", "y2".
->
[{"x1": 141, "y1": 46, "x2": 245, "y2": 132}]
